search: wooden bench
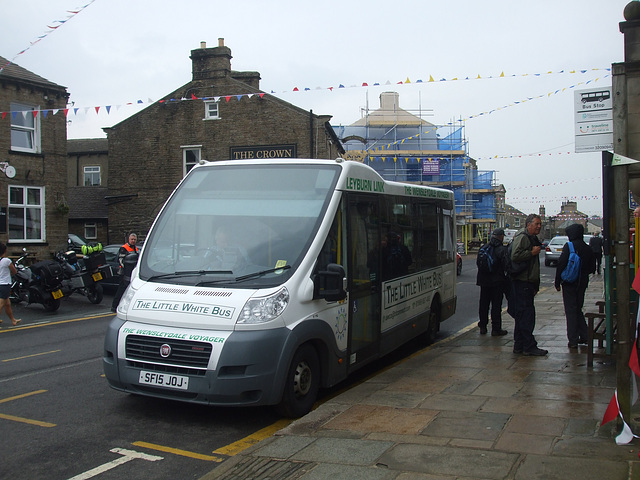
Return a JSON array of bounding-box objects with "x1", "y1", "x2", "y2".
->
[{"x1": 585, "y1": 300, "x2": 636, "y2": 367}]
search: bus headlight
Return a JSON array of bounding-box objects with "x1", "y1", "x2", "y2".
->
[{"x1": 237, "y1": 287, "x2": 289, "y2": 324}]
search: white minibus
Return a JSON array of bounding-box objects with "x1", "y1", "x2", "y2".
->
[{"x1": 103, "y1": 158, "x2": 457, "y2": 417}]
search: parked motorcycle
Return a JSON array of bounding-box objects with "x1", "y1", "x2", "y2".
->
[
  {"x1": 54, "y1": 247, "x2": 114, "y2": 304},
  {"x1": 10, "y1": 249, "x2": 65, "y2": 312}
]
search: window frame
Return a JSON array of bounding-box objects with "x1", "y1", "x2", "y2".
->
[
  {"x1": 181, "y1": 145, "x2": 202, "y2": 177},
  {"x1": 10, "y1": 102, "x2": 41, "y2": 154},
  {"x1": 84, "y1": 222, "x2": 97, "y2": 240},
  {"x1": 83, "y1": 165, "x2": 101, "y2": 186},
  {"x1": 8, "y1": 185, "x2": 45, "y2": 243},
  {"x1": 204, "y1": 100, "x2": 220, "y2": 120}
]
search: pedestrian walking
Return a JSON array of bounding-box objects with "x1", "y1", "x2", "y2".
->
[
  {"x1": 0, "y1": 243, "x2": 21, "y2": 326},
  {"x1": 555, "y1": 224, "x2": 596, "y2": 348},
  {"x1": 111, "y1": 233, "x2": 139, "y2": 313},
  {"x1": 476, "y1": 228, "x2": 508, "y2": 336},
  {"x1": 509, "y1": 214, "x2": 547, "y2": 356},
  {"x1": 589, "y1": 231, "x2": 604, "y2": 274}
]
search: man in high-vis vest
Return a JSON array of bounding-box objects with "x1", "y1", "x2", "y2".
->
[{"x1": 111, "y1": 232, "x2": 139, "y2": 313}]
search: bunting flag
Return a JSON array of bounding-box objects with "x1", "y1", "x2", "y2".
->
[
  {"x1": 0, "y1": 1, "x2": 97, "y2": 74},
  {"x1": 268, "y1": 67, "x2": 612, "y2": 96},
  {"x1": 602, "y1": 288, "x2": 640, "y2": 445}
]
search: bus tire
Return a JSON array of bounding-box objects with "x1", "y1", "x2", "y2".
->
[
  {"x1": 425, "y1": 301, "x2": 440, "y2": 344},
  {"x1": 275, "y1": 344, "x2": 320, "y2": 418}
]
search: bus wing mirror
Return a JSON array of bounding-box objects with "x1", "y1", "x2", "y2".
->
[{"x1": 313, "y1": 263, "x2": 347, "y2": 302}]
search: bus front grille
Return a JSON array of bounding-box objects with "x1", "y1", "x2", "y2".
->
[{"x1": 125, "y1": 334, "x2": 212, "y2": 369}]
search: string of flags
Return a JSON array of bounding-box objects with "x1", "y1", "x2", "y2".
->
[
  {"x1": 0, "y1": 0, "x2": 96, "y2": 75},
  {"x1": 506, "y1": 176, "x2": 602, "y2": 190},
  {"x1": 275, "y1": 67, "x2": 612, "y2": 95}
]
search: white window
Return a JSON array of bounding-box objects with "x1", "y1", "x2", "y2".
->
[
  {"x1": 84, "y1": 222, "x2": 97, "y2": 240},
  {"x1": 8, "y1": 186, "x2": 45, "y2": 242},
  {"x1": 514, "y1": 218, "x2": 521, "y2": 227},
  {"x1": 182, "y1": 146, "x2": 201, "y2": 176},
  {"x1": 84, "y1": 166, "x2": 101, "y2": 186},
  {"x1": 11, "y1": 103, "x2": 41, "y2": 153},
  {"x1": 204, "y1": 100, "x2": 219, "y2": 120}
]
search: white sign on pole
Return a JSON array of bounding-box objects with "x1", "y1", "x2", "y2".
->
[{"x1": 574, "y1": 87, "x2": 614, "y2": 153}]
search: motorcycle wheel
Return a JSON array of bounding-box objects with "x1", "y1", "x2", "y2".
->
[
  {"x1": 43, "y1": 296, "x2": 61, "y2": 312},
  {"x1": 86, "y1": 284, "x2": 104, "y2": 304}
]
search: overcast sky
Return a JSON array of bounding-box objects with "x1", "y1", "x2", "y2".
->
[{"x1": 2, "y1": 0, "x2": 632, "y2": 217}]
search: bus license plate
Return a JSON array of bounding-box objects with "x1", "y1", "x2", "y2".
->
[
  {"x1": 92, "y1": 272, "x2": 103, "y2": 282},
  {"x1": 52, "y1": 289, "x2": 63, "y2": 299},
  {"x1": 138, "y1": 371, "x2": 189, "y2": 390}
]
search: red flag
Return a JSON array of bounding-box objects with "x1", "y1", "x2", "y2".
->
[
  {"x1": 633, "y1": 271, "x2": 640, "y2": 295},
  {"x1": 602, "y1": 390, "x2": 620, "y2": 425},
  {"x1": 631, "y1": 345, "x2": 640, "y2": 378}
]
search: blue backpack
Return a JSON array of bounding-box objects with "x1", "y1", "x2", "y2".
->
[
  {"x1": 561, "y1": 241, "x2": 581, "y2": 283},
  {"x1": 476, "y1": 242, "x2": 495, "y2": 273}
]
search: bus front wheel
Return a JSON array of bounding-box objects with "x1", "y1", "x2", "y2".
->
[
  {"x1": 276, "y1": 344, "x2": 320, "y2": 418},
  {"x1": 425, "y1": 301, "x2": 440, "y2": 344}
]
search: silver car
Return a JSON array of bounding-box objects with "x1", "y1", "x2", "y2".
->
[{"x1": 544, "y1": 234, "x2": 593, "y2": 267}]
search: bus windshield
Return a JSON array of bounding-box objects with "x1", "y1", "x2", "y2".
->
[{"x1": 139, "y1": 163, "x2": 341, "y2": 287}]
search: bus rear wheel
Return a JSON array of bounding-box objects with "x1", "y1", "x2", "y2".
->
[{"x1": 276, "y1": 344, "x2": 320, "y2": 418}]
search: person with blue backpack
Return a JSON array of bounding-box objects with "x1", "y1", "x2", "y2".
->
[
  {"x1": 554, "y1": 223, "x2": 596, "y2": 349},
  {"x1": 476, "y1": 228, "x2": 509, "y2": 336}
]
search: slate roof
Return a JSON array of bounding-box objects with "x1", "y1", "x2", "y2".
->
[
  {"x1": 67, "y1": 186, "x2": 108, "y2": 220},
  {"x1": 67, "y1": 138, "x2": 108, "y2": 155},
  {"x1": 0, "y1": 55, "x2": 67, "y2": 90}
]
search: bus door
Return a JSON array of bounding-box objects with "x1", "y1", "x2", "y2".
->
[{"x1": 347, "y1": 194, "x2": 381, "y2": 369}]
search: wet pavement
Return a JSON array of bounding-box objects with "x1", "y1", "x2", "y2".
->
[{"x1": 201, "y1": 275, "x2": 640, "y2": 480}]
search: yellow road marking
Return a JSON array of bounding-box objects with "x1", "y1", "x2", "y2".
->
[
  {"x1": 0, "y1": 389, "x2": 48, "y2": 404},
  {"x1": 2, "y1": 350, "x2": 61, "y2": 362},
  {"x1": 213, "y1": 419, "x2": 291, "y2": 456},
  {"x1": 133, "y1": 441, "x2": 224, "y2": 462},
  {"x1": 0, "y1": 313, "x2": 114, "y2": 333},
  {"x1": 0, "y1": 390, "x2": 56, "y2": 427},
  {"x1": 0, "y1": 412, "x2": 56, "y2": 427}
]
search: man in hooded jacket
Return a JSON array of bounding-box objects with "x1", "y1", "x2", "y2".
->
[
  {"x1": 554, "y1": 223, "x2": 596, "y2": 348},
  {"x1": 476, "y1": 228, "x2": 509, "y2": 336}
]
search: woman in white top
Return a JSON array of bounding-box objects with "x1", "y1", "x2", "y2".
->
[{"x1": 0, "y1": 243, "x2": 20, "y2": 326}]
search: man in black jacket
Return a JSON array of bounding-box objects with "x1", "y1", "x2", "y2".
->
[
  {"x1": 554, "y1": 224, "x2": 596, "y2": 348},
  {"x1": 476, "y1": 229, "x2": 509, "y2": 336},
  {"x1": 589, "y1": 231, "x2": 604, "y2": 274}
]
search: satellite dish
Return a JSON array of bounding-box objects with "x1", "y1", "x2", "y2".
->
[{"x1": 5, "y1": 166, "x2": 16, "y2": 179}]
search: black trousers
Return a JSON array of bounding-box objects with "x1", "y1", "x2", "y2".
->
[
  {"x1": 111, "y1": 277, "x2": 130, "y2": 310},
  {"x1": 594, "y1": 253, "x2": 603, "y2": 274},
  {"x1": 478, "y1": 284, "x2": 504, "y2": 330},
  {"x1": 511, "y1": 280, "x2": 538, "y2": 352},
  {"x1": 561, "y1": 280, "x2": 588, "y2": 345}
]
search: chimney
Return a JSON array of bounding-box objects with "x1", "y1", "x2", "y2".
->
[
  {"x1": 190, "y1": 40, "x2": 232, "y2": 80},
  {"x1": 379, "y1": 92, "x2": 400, "y2": 111}
]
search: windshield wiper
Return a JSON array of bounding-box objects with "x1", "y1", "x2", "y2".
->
[
  {"x1": 234, "y1": 265, "x2": 292, "y2": 282},
  {"x1": 148, "y1": 270, "x2": 233, "y2": 281}
]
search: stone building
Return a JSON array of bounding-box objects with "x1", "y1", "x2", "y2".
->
[
  {"x1": 105, "y1": 39, "x2": 344, "y2": 242},
  {"x1": 0, "y1": 56, "x2": 69, "y2": 258},
  {"x1": 67, "y1": 138, "x2": 110, "y2": 243}
]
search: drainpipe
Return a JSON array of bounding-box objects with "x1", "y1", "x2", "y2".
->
[{"x1": 309, "y1": 110, "x2": 314, "y2": 159}]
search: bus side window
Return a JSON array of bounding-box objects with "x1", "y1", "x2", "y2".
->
[{"x1": 317, "y1": 213, "x2": 339, "y2": 271}]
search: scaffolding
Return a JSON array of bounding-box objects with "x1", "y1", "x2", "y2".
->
[{"x1": 333, "y1": 92, "x2": 500, "y2": 249}]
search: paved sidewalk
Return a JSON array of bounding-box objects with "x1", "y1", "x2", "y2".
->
[{"x1": 202, "y1": 275, "x2": 640, "y2": 480}]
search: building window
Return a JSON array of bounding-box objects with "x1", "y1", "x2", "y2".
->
[
  {"x1": 84, "y1": 222, "x2": 97, "y2": 240},
  {"x1": 10, "y1": 103, "x2": 41, "y2": 153},
  {"x1": 84, "y1": 166, "x2": 101, "y2": 186},
  {"x1": 182, "y1": 146, "x2": 201, "y2": 176},
  {"x1": 514, "y1": 217, "x2": 521, "y2": 227},
  {"x1": 204, "y1": 101, "x2": 219, "y2": 120},
  {"x1": 8, "y1": 186, "x2": 44, "y2": 242}
]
